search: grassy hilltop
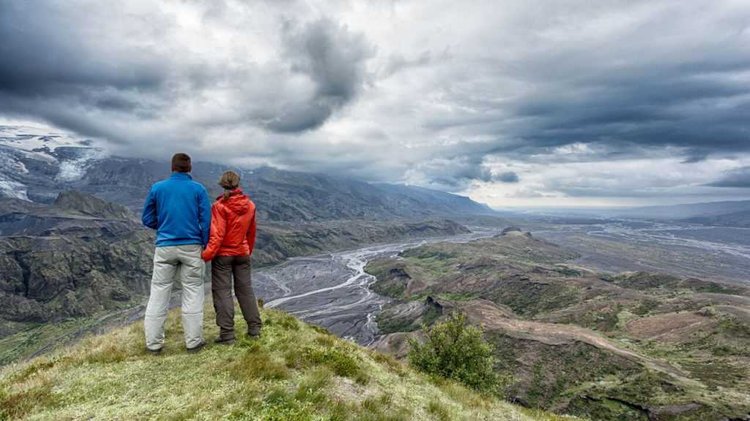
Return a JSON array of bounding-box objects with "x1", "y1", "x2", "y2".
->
[{"x1": 0, "y1": 305, "x2": 568, "y2": 421}]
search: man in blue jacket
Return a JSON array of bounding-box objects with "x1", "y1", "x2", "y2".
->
[{"x1": 142, "y1": 153, "x2": 212, "y2": 353}]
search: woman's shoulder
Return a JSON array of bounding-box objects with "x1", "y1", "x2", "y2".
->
[{"x1": 212, "y1": 198, "x2": 227, "y2": 211}]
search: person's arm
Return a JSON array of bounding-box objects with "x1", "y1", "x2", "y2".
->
[
  {"x1": 141, "y1": 187, "x2": 158, "y2": 229},
  {"x1": 198, "y1": 187, "x2": 212, "y2": 248},
  {"x1": 246, "y1": 207, "x2": 257, "y2": 256},
  {"x1": 202, "y1": 204, "x2": 226, "y2": 261}
]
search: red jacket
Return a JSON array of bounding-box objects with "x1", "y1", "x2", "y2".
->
[{"x1": 201, "y1": 189, "x2": 257, "y2": 261}]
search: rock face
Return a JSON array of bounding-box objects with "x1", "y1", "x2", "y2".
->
[{"x1": 0, "y1": 192, "x2": 153, "y2": 332}]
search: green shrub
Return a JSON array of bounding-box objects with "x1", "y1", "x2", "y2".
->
[{"x1": 408, "y1": 312, "x2": 499, "y2": 394}]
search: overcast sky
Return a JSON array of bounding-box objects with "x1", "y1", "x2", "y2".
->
[{"x1": 1, "y1": 0, "x2": 749, "y2": 207}]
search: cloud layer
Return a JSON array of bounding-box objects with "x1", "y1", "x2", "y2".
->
[{"x1": 1, "y1": 0, "x2": 749, "y2": 206}]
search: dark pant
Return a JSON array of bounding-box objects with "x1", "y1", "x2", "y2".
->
[{"x1": 211, "y1": 255, "x2": 262, "y2": 339}]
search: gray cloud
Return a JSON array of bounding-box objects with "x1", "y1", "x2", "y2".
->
[
  {"x1": 0, "y1": 0, "x2": 749, "y2": 206},
  {"x1": 708, "y1": 167, "x2": 750, "y2": 188},
  {"x1": 0, "y1": 2, "x2": 166, "y2": 96},
  {"x1": 0, "y1": 2, "x2": 372, "y2": 141},
  {"x1": 497, "y1": 172, "x2": 520, "y2": 183},
  {"x1": 268, "y1": 18, "x2": 374, "y2": 132}
]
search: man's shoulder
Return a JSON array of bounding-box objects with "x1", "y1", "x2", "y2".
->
[
  {"x1": 150, "y1": 179, "x2": 170, "y2": 191},
  {"x1": 188, "y1": 180, "x2": 208, "y2": 193}
]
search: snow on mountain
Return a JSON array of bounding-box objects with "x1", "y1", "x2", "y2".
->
[
  {"x1": 0, "y1": 125, "x2": 95, "y2": 153},
  {"x1": 0, "y1": 125, "x2": 105, "y2": 201}
]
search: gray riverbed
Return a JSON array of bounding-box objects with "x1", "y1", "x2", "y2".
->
[{"x1": 252, "y1": 228, "x2": 500, "y2": 345}]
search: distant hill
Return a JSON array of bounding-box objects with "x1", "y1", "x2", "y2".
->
[
  {"x1": 612, "y1": 200, "x2": 750, "y2": 219},
  {"x1": 611, "y1": 200, "x2": 750, "y2": 227},
  {"x1": 0, "y1": 305, "x2": 553, "y2": 421},
  {"x1": 528, "y1": 200, "x2": 750, "y2": 227},
  {"x1": 684, "y1": 209, "x2": 750, "y2": 228}
]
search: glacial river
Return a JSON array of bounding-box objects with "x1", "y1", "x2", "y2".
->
[{"x1": 251, "y1": 229, "x2": 500, "y2": 345}]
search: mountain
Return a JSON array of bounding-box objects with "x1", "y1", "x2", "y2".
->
[
  {"x1": 0, "y1": 192, "x2": 153, "y2": 340},
  {"x1": 0, "y1": 305, "x2": 559, "y2": 421},
  {"x1": 0, "y1": 125, "x2": 495, "y2": 222},
  {"x1": 73, "y1": 162, "x2": 495, "y2": 222},
  {"x1": 0, "y1": 124, "x2": 102, "y2": 202},
  {"x1": 366, "y1": 232, "x2": 750, "y2": 420}
]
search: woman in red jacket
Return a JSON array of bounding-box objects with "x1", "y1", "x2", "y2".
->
[{"x1": 202, "y1": 171, "x2": 261, "y2": 343}]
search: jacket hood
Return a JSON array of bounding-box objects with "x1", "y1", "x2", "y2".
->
[{"x1": 220, "y1": 189, "x2": 251, "y2": 215}]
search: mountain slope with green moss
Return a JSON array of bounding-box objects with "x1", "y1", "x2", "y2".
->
[{"x1": 0, "y1": 305, "x2": 570, "y2": 420}]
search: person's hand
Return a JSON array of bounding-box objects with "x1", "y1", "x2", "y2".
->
[{"x1": 201, "y1": 250, "x2": 211, "y2": 262}]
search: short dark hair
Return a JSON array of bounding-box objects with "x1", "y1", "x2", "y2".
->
[{"x1": 171, "y1": 153, "x2": 192, "y2": 173}]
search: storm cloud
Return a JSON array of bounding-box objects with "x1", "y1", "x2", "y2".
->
[
  {"x1": 1, "y1": 0, "x2": 749, "y2": 206},
  {"x1": 709, "y1": 167, "x2": 750, "y2": 188}
]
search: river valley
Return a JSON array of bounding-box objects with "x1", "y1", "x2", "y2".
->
[
  {"x1": 252, "y1": 219, "x2": 750, "y2": 346},
  {"x1": 253, "y1": 228, "x2": 500, "y2": 345}
]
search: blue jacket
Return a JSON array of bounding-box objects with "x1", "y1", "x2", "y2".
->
[{"x1": 141, "y1": 172, "x2": 212, "y2": 247}]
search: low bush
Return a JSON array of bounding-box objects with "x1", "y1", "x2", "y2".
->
[{"x1": 408, "y1": 312, "x2": 499, "y2": 394}]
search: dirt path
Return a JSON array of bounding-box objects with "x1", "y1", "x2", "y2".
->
[{"x1": 460, "y1": 299, "x2": 700, "y2": 385}]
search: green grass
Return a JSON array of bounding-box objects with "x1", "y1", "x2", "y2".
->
[
  {"x1": 0, "y1": 317, "x2": 102, "y2": 366},
  {"x1": 0, "y1": 304, "x2": 566, "y2": 420}
]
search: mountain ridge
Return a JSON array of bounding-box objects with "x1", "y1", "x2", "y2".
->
[{"x1": 0, "y1": 125, "x2": 496, "y2": 222}]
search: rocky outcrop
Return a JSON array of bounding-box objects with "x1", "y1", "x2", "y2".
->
[
  {"x1": 52, "y1": 190, "x2": 134, "y2": 220},
  {"x1": 501, "y1": 226, "x2": 533, "y2": 238}
]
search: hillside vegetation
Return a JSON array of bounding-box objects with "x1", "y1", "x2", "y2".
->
[
  {"x1": 0, "y1": 305, "x2": 568, "y2": 420},
  {"x1": 366, "y1": 231, "x2": 750, "y2": 420}
]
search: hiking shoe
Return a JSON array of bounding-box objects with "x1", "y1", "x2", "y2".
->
[
  {"x1": 146, "y1": 347, "x2": 163, "y2": 355},
  {"x1": 247, "y1": 331, "x2": 261, "y2": 339},
  {"x1": 214, "y1": 337, "x2": 236, "y2": 345},
  {"x1": 187, "y1": 340, "x2": 206, "y2": 353}
]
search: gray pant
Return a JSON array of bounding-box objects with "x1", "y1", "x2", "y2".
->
[
  {"x1": 145, "y1": 245, "x2": 205, "y2": 350},
  {"x1": 211, "y1": 255, "x2": 262, "y2": 339}
]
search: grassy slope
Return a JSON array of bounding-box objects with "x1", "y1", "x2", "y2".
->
[{"x1": 0, "y1": 305, "x2": 569, "y2": 421}]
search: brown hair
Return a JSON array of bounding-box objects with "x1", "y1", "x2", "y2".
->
[
  {"x1": 218, "y1": 170, "x2": 241, "y2": 199},
  {"x1": 171, "y1": 153, "x2": 192, "y2": 173}
]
